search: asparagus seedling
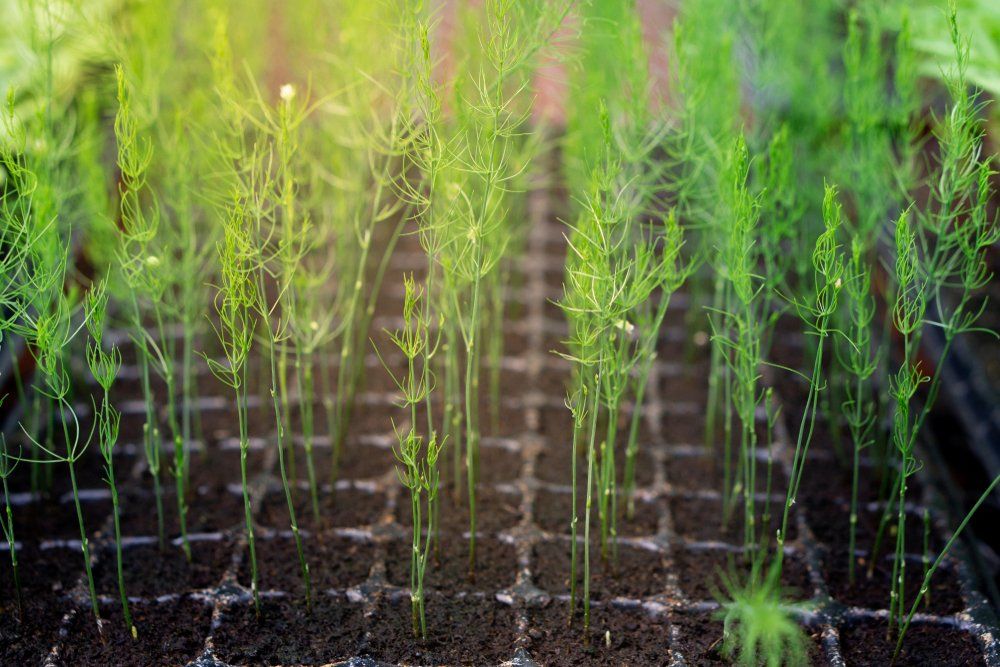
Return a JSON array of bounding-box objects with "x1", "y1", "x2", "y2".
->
[
  {"x1": 894, "y1": 473, "x2": 1000, "y2": 660},
  {"x1": 20, "y1": 295, "x2": 101, "y2": 627},
  {"x1": 207, "y1": 194, "x2": 261, "y2": 614},
  {"x1": 839, "y1": 238, "x2": 879, "y2": 584},
  {"x1": 708, "y1": 135, "x2": 765, "y2": 554},
  {"x1": 887, "y1": 209, "x2": 929, "y2": 637},
  {"x1": 0, "y1": 434, "x2": 21, "y2": 620},
  {"x1": 443, "y1": 0, "x2": 572, "y2": 575},
  {"x1": 114, "y1": 65, "x2": 189, "y2": 557},
  {"x1": 623, "y1": 211, "x2": 689, "y2": 518},
  {"x1": 776, "y1": 185, "x2": 845, "y2": 571},
  {"x1": 236, "y1": 76, "x2": 315, "y2": 609},
  {"x1": 85, "y1": 279, "x2": 135, "y2": 638},
  {"x1": 377, "y1": 274, "x2": 443, "y2": 639},
  {"x1": 558, "y1": 112, "x2": 656, "y2": 632}
]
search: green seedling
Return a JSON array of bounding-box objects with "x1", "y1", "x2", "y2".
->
[
  {"x1": 206, "y1": 191, "x2": 261, "y2": 615},
  {"x1": 377, "y1": 274, "x2": 443, "y2": 639},
  {"x1": 114, "y1": 64, "x2": 190, "y2": 558},
  {"x1": 85, "y1": 279, "x2": 135, "y2": 638},
  {"x1": 0, "y1": 433, "x2": 21, "y2": 620},
  {"x1": 716, "y1": 563, "x2": 810, "y2": 667},
  {"x1": 775, "y1": 185, "x2": 845, "y2": 575}
]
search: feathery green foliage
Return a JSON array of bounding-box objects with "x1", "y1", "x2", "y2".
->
[
  {"x1": 378, "y1": 274, "x2": 443, "y2": 639},
  {"x1": 85, "y1": 278, "x2": 134, "y2": 638},
  {"x1": 716, "y1": 565, "x2": 810, "y2": 667}
]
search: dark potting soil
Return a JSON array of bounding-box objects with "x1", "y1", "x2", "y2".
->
[
  {"x1": 0, "y1": 547, "x2": 81, "y2": 666},
  {"x1": 399, "y1": 486, "x2": 524, "y2": 536},
  {"x1": 0, "y1": 545, "x2": 83, "y2": 597},
  {"x1": 797, "y1": 459, "x2": 882, "y2": 505},
  {"x1": 288, "y1": 400, "x2": 414, "y2": 439},
  {"x1": 542, "y1": 292, "x2": 565, "y2": 324},
  {"x1": 7, "y1": 449, "x2": 136, "y2": 497},
  {"x1": 669, "y1": 495, "x2": 798, "y2": 544},
  {"x1": 838, "y1": 619, "x2": 985, "y2": 666},
  {"x1": 505, "y1": 331, "x2": 564, "y2": 358},
  {"x1": 56, "y1": 597, "x2": 212, "y2": 667},
  {"x1": 533, "y1": 428, "x2": 657, "y2": 488},
  {"x1": 665, "y1": 451, "x2": 790, "y2": 496},
  {"x1": 540, "y1": 266, "x2": 566, "y2": 292},
  {"x1": 183, "y1": 445, "x2": 270, "y2": 492},
  {"x1": 532, "y1": 540, "x2": 668, "y2": 601},
  {"x1": 616, "y1": 497, "x2": 662, "y2": 537},
  {"x1": 668, "y1": 611, "x2": 730, "y2": 665},
  {"x1": 118, "y1": 487, "x2": 247, "y2": 537},
  {"x1": 477, "y1": 443, "x2": 524, "y2": 484},
  {"x1": 339, "y1": 404, "x2": 406, "y2": 441},
  {"x1": 196, "y1": 405, "x2": 276, "y2": 446},
  {"x1": 822, "y1": 548, "x2": 965, "y2": 615},
  {"x1": 296, "y1": 442, "x2": 394, "y2": 482},
  {"x1": 532, "y1": 487, "x2": 661, "y2": 537},
  {"x1": 661, "y1": 409, "x2": 709, "y2": 446},
  {"x1": 511, "y1": 294, "x2": 534, "y2": 322},
  {"x1": 658, "y1": 366, "x2": 710, "y2": 402},
  {"x1": 12, "y1": 496, "x2": 111, "y2": 543},
  {"x1": 532, "y1": 487, "x2": 580, "y2": 533},
  {"x1": 533, "y1": 445, "x2": 583, "y2": 486},
  {"x1": 804, "y1": 498, "x2": 944, "y2": 555},
  {"x1": 526, "y1": 600, "x2": 671, "y2": 666},
  {"x1": 672, "y1": 546, "x2": 814, "y2": 603},
  {"x1": 257, "y1": 486, "x2": 386, "y2": 532},
  {"x1": 0, "y1": 596, "x2": 68, "y2": 666},
  {"x1": 212, "y1": 594, "x2": 365, "y2": 666},
  {"x1": 94, "y1": 539, "x2": 231, "y2": 597},
  {"x1": 365, "y1": 595, "x2": 519, "y2": 665},
  {"x1": 385, "y1": 536, "x2": 517, "y2": 594},
  {"x1": 523, "y1": 361, "x2": 570, "y2": 398},
  {"x1": 239, "y1": 533, "x2": 375, "y2": 593},
  {"x1": 110, "y1": 370, "x2": 226, "y2": 406},
  {"x1": 482, "y1": 403, "x2": 531, "y2": 439}
]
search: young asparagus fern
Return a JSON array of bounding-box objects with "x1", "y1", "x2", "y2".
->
[
  {"x1": 206, "y1": 193, "x2": 261, "y2": 615},
  {"x1": 85, "y1": 278, "x2": 135, "y2": 639},
  {"x1": 114, "y1": 64, "x2": 190, "y2": 558},
  {"x1": 893, "y1": 473, "x2": 1000, "y2": 661},
  {"x1": 708, "y1": 134, "x2": 764, "y2": 553},
  {"x1": 838, "y1": 238, "x2": 879, "y2": 584},
  {"x1": 377, "y1": 274, "x2": 443, "y2": 639},
  {"x1": 20, "y1": 293, "x2": 101, "y2": 627},
  {"x1": 0, "y1": 433, "x2": 21, "y2": 620},
  {"x1": 887, "y1": 209, "x2": 929, "y2": 638},
  {"x1": 776, "y1": 185, "x2": 845, "y2": 569}
]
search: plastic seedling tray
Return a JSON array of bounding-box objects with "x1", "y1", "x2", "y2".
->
[{"x1": 2, "y1": 180, "x2": 998, "y2": 667}]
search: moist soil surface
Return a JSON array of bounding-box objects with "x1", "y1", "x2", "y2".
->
[
  {"x1": 838, "y1": 618, "x2": 986, "y2": 667},
  {"x1": 238, "y1": 533, "x2": 376, "y2": 593},
  {"x1": 366, "y1": 596, "x2": 519, "y2": 665},
  {"x1": 532, "y1": 487, "x2": 662, "y2": 536},
  {"x1": 94, "y1": 539, "x2": 232, "y2": 597},
  {"x1": 212, "y1": 595, "x2": 366, "y2": 666},
  {"x1": 384, "y1": 537, "x2": 517, "y2": 595},
  {"x1": 56, "y1": 598, "x2": 213, "y2": 667},
  {"x1": 671, "y1": 546, "x2": 814, "y2": 602},
  {"x1": 526, "y1": 601, "x2": 671, "y2": 666},
  {"x1": 532, "y1": 540, "x2": 669, "y2": 601}
]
